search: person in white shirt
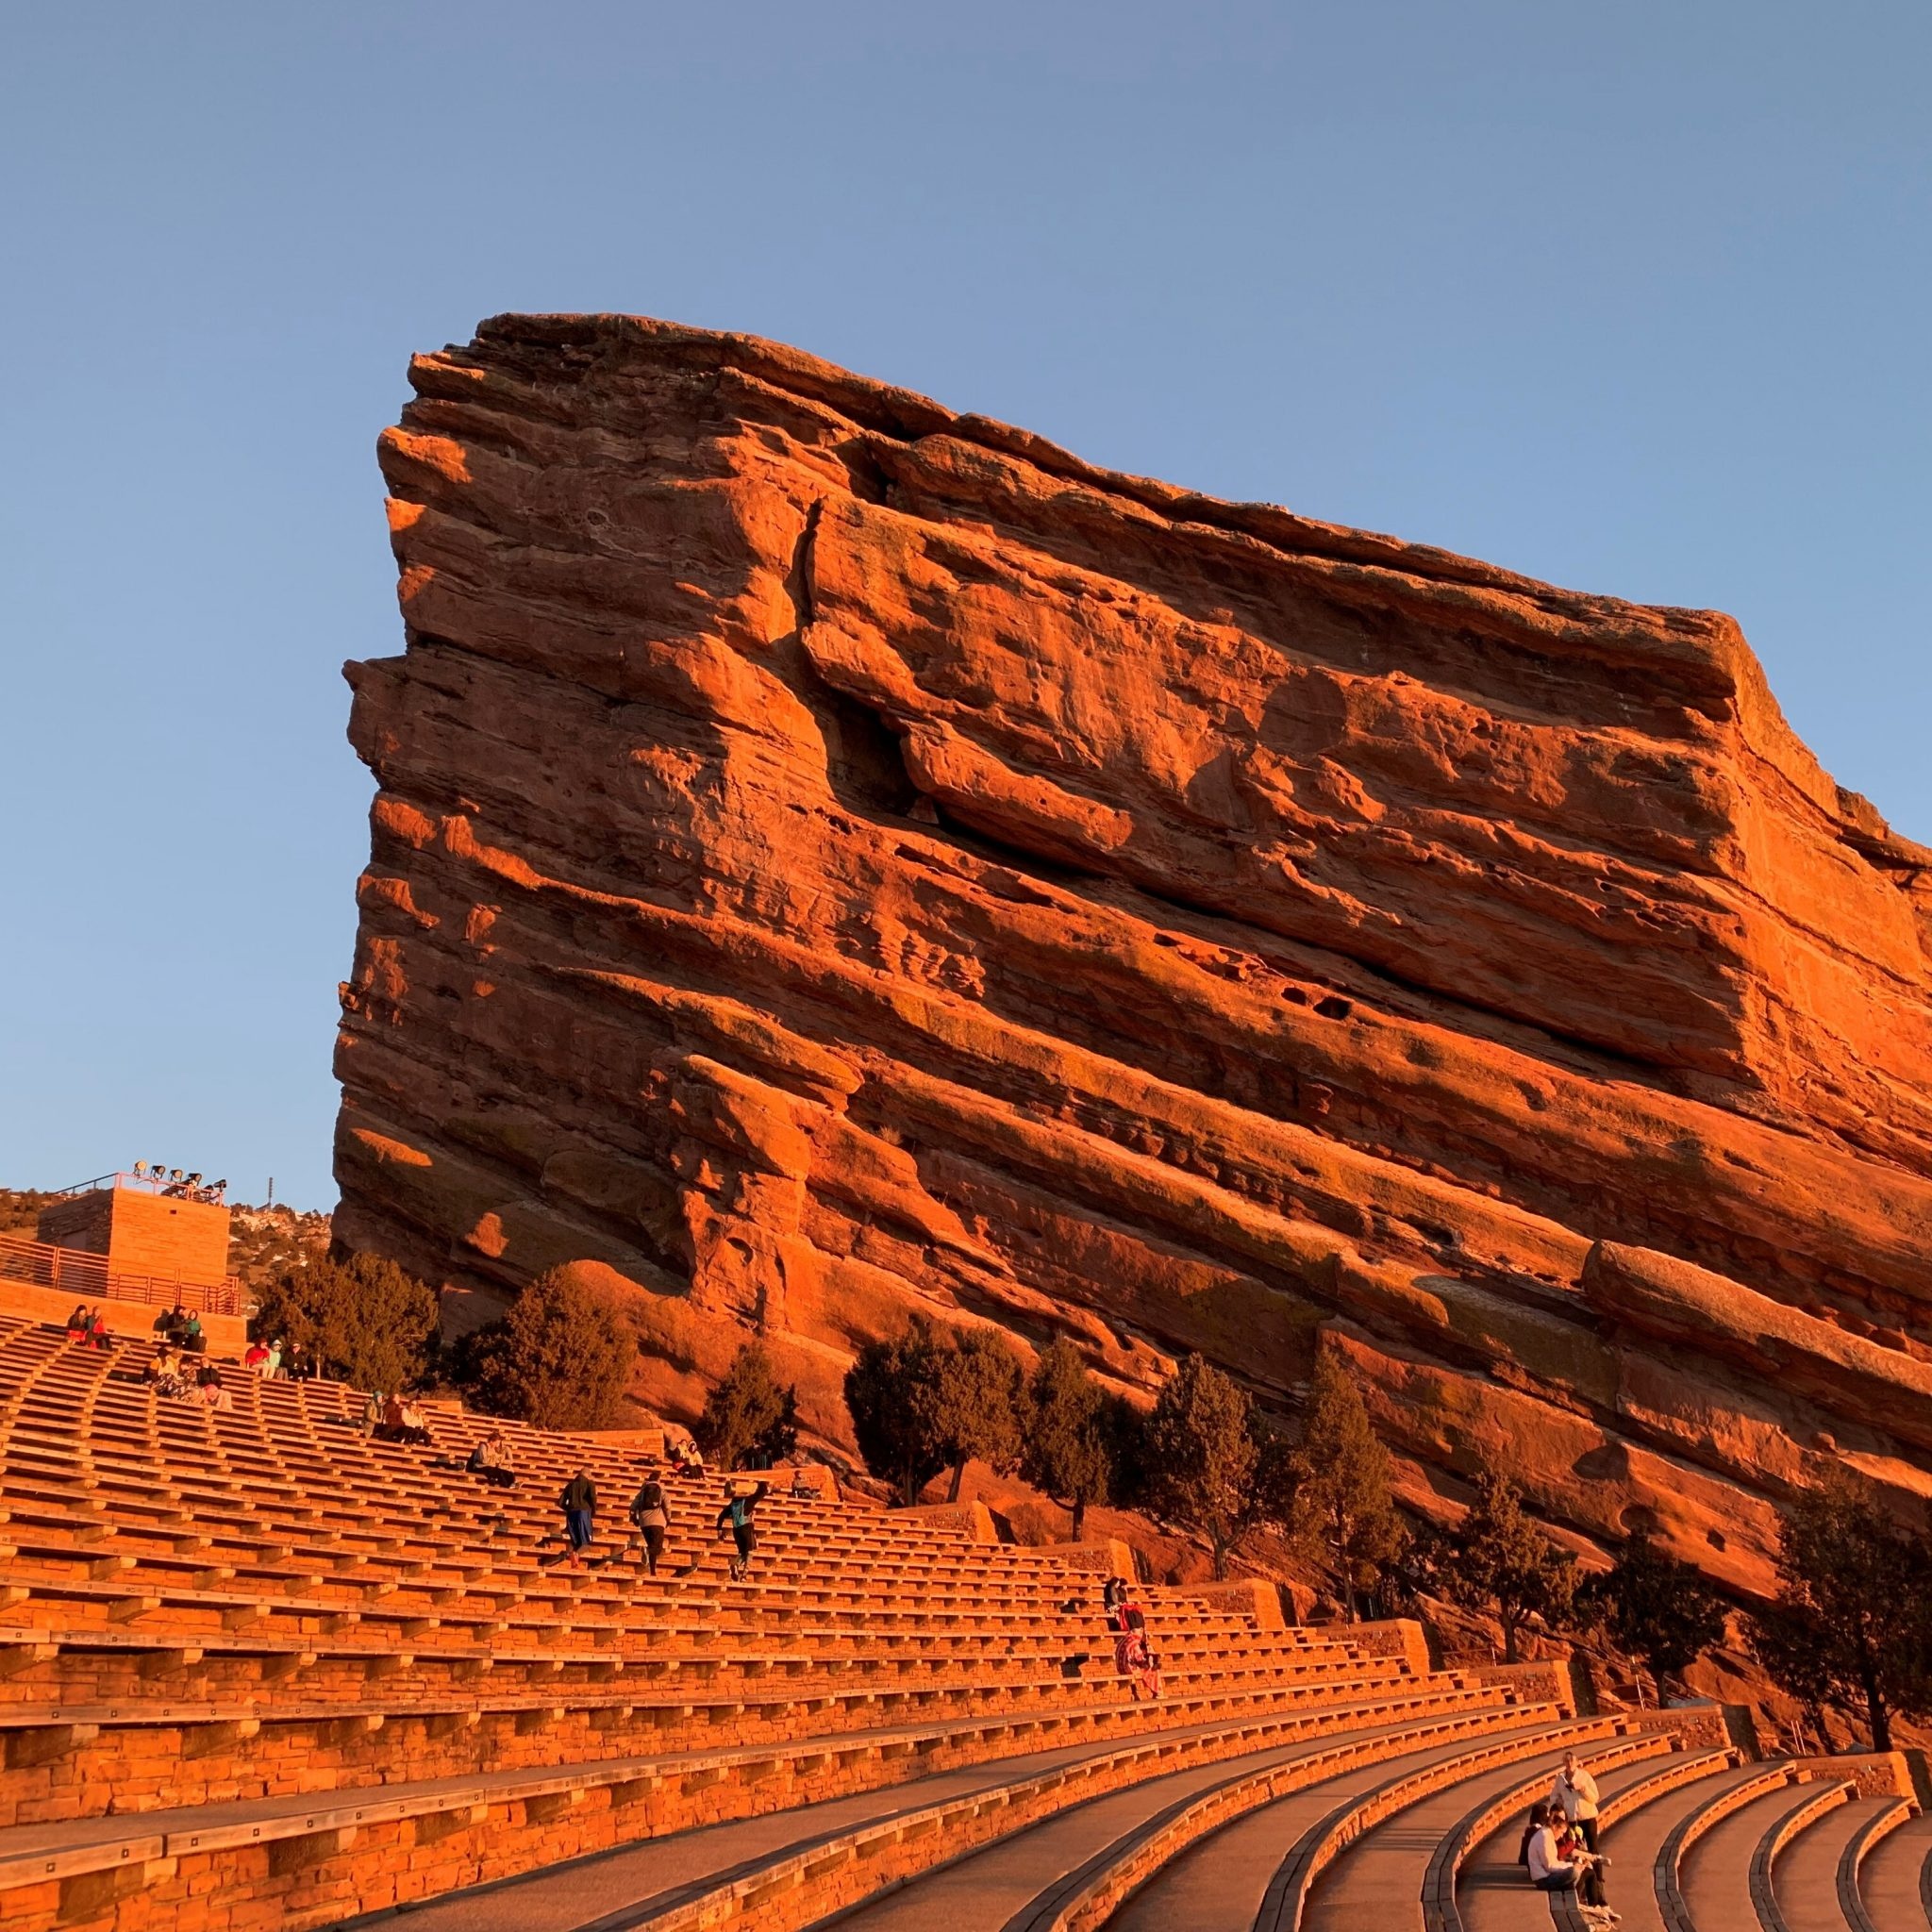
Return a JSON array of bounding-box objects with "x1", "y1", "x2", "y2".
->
[
  {"x1": 1552, "y1": 1750, "x2": 1604, "y2": 1852},
  {"x1": 1524, "y1": 1802, "x2": 1612, "y2": 1914}
]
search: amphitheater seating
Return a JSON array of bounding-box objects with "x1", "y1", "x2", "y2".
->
[{"x1": 0, "y1": 1311, "x2": 1921, "y2": 1932}]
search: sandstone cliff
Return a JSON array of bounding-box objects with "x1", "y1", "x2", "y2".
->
[{"x1": 338, "y1": 314, "x2": 1932, "y2": 1597}]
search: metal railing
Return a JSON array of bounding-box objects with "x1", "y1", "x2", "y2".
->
[
  {"x1": 0, "y1": 1233, "x2": 246, "y2": 1316},
  {"x1": 52, "y1": 1170, "x2": 227, "y2": 1205}
]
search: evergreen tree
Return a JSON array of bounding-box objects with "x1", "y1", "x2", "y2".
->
[
  {"x1": 1286, "y1": 1352, "x2": 1404, "y2": 1621},
  {"x1": 1145, "y1": 1354, "x2": 1259, "y2": 1578},
  {"x1": 1021, "y1": 1338, "x2": 1119, "y2": 1540},
  {"x1": 1445, "y1": 1462, "x2": 1576, "y2": 1661},
  {"x1": 843, "y1": 1319, "x2": 952, "y2": 1506},
  {"x1": 936, "y1": 1327, "x2": 1025, "y2": 1503},
  {"x1": 1577, "y1": 1529, "x2": 1727, "y2": 1706},
  {"x1": 1748, "y1": 1473, "x2": 1932, "y2": 1752},
  {"x1": 1749, "y1": 1598, "x2": 1840, "y2": 1754},
  {"x1": 695, "y1": 1341, "x2": 801, "y2": 1471},
  {"x1": 459, "y1": 1264, "x2": 635, "y2": 1430},
  {"x1": 252, "y1": 1251, "x2": 439, "y2": 1394}
]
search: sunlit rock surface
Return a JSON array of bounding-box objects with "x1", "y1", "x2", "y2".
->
[{"x1": 338, "y1": 314, "x2": 1932, "y2": 1595}]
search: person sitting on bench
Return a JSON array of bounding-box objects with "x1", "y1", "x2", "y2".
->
[
  {"x1": 1523, "y1": 1801, "x2": 1613, "y2": 1918},
  {"x1": 467, "y1": 1431, "x2": 516, "y2": 1488}
]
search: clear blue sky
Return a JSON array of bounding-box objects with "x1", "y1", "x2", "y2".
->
[{"x1": 3, "y1": 3, "x2": 1925, "y2": 1210}]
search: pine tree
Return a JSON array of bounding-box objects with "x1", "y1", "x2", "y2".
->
[
  {"x1": 1145, "y1": 1354, "x2": 1259, "y2": 1579},
  {"x1": 1287, "y1": 1352, "x2": 1404, "y2": 1621},
  {"x1": 1021, "y1": 1338, "x2": 1119, "y2": 1541},
  {"x1": 695, "y1": 1341, "x2": 801, "y2": 1472},
  {"x1": 1749, "y1": 1473, "x2": 1932, "y2": 1752},
  {"x1": 253, "y1": 1251, "x2": 439, "y2": 1393},
  {"x1": 843, "y1": 1319, "x2": 952, "y2": 1506},
  {"x1": 1577, "y1": 1528, "x2": 1726, "y2": 1705},
  {"x1": 1445, "y1": 1462, "x2": 1575, "y2": 1662},
  {"x1": 936, "y1": 1327, "x2": 1025, "y2": 1503},
  {"x1": 1748, "y1": 1599, "x2": 1840, "y2": 1753},
  {"x1": 460, "y1": 1264, "x2": 635, "y2": 1429}
]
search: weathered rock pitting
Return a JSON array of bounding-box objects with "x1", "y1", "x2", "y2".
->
[{"x1": 338, "y1": 314, "x2": 1932, "y2": 1595}]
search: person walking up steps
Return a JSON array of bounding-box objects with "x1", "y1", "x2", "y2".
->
[
  {"x1": 1109, "y1": 1584, "x2": 1150, "y2": 1690},
  {"x1": 558, "y1": 1468, "x2": 597, "y2": 1569},
  {"x1": 627, "y1": 1472, "x2": 671, "y2": 1574},
  {"x1": 715, "y1": 1479, "x2": 769, "y2": 1581}
]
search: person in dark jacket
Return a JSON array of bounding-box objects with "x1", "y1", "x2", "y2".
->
[
  {"x1": 715, "y1": 1480, "x2": 770, "y2": 1580},
  {"x1": 627, "y1": 1474, "x2": 671, "y2": 1574},
  {"x1": 559, "y1": 1469, "x2": 597, "y2": 1568}
]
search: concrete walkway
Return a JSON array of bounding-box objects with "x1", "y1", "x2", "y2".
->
[
  {"x1": 827, "y1": 1734, "x2": 1343, "y2": 1931},
  {"x1": 338, "y1": 1732, "x2": 1113, "y2": 1931},
  {"x1": 1854, "y1": 1808, "x2": 1932, "y2": 1932},
  {"x1": 1301, "y1": 1747, "x2": 1579, "y2": 1932},
  {"x1": 1095, "y1": 1732, "x2": 1506, "y2": 1932},
  {"x1": 1592, "y1": 1762, "x2": 1771, "y2": 1932},
  {"x1": 1772, "y1": 1794, "x2": 1897, "y2": 1932},
  {"x1": 1679, "y1": 1781, "x2": 1815, "y2": 1929}
]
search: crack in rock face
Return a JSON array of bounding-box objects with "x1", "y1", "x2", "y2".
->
[{"x1": 338, "y1": 313, "x2": 1932, "y2": 1597}]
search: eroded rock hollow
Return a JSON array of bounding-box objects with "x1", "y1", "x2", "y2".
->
[{"x1": 339, "y1": 314, "x2": 1932, "y2": 1595}]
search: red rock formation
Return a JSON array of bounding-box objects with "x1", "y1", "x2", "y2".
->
[{"x1": 338, "y1": 314, "x2": 1932, "y2": 1597}]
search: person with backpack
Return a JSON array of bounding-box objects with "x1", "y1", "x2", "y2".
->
[
  {"x1": 628, "y1": 1472, "x2": 671, "y2": 1574},
  {"x1": 558, "y1": 1468, "x2": 597, "y2": 1568},
  {"x1": 715, "y1": 1479, "x2": 769, "y2": 1581},
  {"x1": 1109, "y1": 1586, "x2": 1150, "y2": 1688}
]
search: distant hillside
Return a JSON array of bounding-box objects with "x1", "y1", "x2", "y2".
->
[
  {"x1": 0, "y1": 1187, "x2": 332, "y2": 1288},
  {"x1": 226, "y1": 1203, "x2": 334, "y2": 1288},
  {"x1": 0, "y1": 1191, "x2": 57, "y2": 1237}
]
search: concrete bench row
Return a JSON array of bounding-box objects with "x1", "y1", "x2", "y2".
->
[{"x1": 0, "y1": 1682, "x2": 1559, "y2": 1930}]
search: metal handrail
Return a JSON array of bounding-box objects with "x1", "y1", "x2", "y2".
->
[
  {"x1": 0, "y1": 1233, "x2": 245, "y2": 1317},
  {"x1": 51, "y1": 1170, "x2": 226, "y2": 1203}
]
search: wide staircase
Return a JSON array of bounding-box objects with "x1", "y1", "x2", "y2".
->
[{"x1": 0, "y1": 1316, "x2": 1922, "y2": 1932}]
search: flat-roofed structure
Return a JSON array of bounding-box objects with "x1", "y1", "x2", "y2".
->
[
  {"x1": 0, "y1": 1172, "x2": 247, "y2": 1348},
  {"x1": 35, "y1": 1174, "x2": 231, "y2": 1291}
]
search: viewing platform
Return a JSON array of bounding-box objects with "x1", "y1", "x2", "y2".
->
[{"x1": 1, "y1": 1171, "x2": 248, "y2": 1350}]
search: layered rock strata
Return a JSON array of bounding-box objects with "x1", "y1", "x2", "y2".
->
[{"x1": 339, "y1": 314, "x2": 1932, "y2": 1596}]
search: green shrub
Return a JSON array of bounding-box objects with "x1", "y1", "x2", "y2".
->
[
  {"x1": 1144, "y1": 1354, "x2": 1260, "y2": 1579},
  {"x1": 251, "y1": 1251, "x2": 439, "y2": 1394},
  {"x1": 843, "y1": 1320, "x2": 953, "y2": 1506},
  {"x1": 696, "y1": 1342, "x2": 801, "y2": 1471},
  {"x1": 458, "y1": 1265, "x2": 636, "y2": 1430}
]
